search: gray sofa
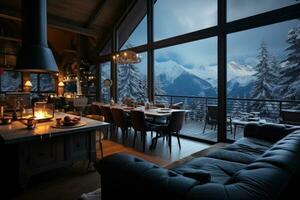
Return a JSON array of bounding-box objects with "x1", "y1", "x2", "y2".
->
[{"x1": 97, "y1": 123, "x2": 300, "y2": 200}]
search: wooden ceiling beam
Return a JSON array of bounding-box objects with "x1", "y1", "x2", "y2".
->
[
  {"x1": 95, "y1": 0, "x2": 138, "y2": 53},
  {"x1": 85, "y1": 0, "x2": 107, "y2": 28},
  {"x1": 0, "y1": 6, "x2": 96, "y2": 38},
  {"x1": 0, "y1": 36, "x2": 21, "y2": 43},
  {"x1": 0, "y1": 8, "x2": 21, "y2": 22},
  {"x1": 48, "y1": 15, "x2": 96, "y2": 38}
]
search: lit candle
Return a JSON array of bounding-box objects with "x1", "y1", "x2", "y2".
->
[{"x1": 0, "y1": 106, "x2": 4, "y2": 118}]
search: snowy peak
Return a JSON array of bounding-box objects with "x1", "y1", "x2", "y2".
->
[
  {"x1": 155, "y1": 60, "x2": 185, "y2": 83},
  {"x1": 154, "y1": 58, "x2": 257, "y2": 98},
  {"x1": 227, "y1": 61, "x2": 255, "y2": 80},
  {"x1": 155, "y1": 59, "x2": 256, "y2": 86}
]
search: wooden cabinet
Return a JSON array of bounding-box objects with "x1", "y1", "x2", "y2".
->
[
  {"x1": 0, "y1": 130, "x2": 96, "y2": 196},
  {"x1": 24, "y1": 137, "x2": 65, "y2": 169},
  {"x1": 71, "y1": 133, "x2": 89, "y2": 160}
]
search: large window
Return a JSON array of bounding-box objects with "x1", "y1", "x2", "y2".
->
[
  {"x1": 154, "y1": 37, "x2": 218, "y2": 142},
  {"x1": 0, "y1": 72, "x2": 56, "y2": 94},
  {"x1": 117, "y1": 52, "x2": 147, "y2": 102},
  {"x1": 155, "y1": 37, "x2": 217, "y2": 97},
  {"x1": 29, "y1": 73, "x2": 38, "y2": 92},
  {"x1": 118, "y1": 0, "x2": 147, "y2": 49},
  {"x1": 100, "y1": 62, "x2": 111, "y2": 102},
  {"x1": 120, "y1": 16, "x2": 147, "y2": 50},
  {"x1": 98, "y1": 0, "x2": 300, "y2": 143},
  {"x1": 99, "y1": 40, "x2": 112, "y2": 56},
  {"x1": 0, "y1": 71, "x2": 22, "y2": 92},
  {"x1": 39, "y1": 74, "x2": 55, "y2": 92},
  {"x1": 154, "y1": 0, "x2": 217, "y2": 41},
  {"x1": 227, "y1": 19, "x2": 300, "y2": 140},
  {"x1": 227, "y1": 0, "x2": 300, "y2": 22}
]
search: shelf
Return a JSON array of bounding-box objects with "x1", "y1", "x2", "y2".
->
[
  {"x1": 63, "y1": 49, "x2": 77, "y2": 54},
  {"x1": 0, "y1": 36, "x2": 21, "y2": 43}
]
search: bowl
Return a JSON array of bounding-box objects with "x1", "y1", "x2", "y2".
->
[
  {"x1": 62, "y1": 118, "x2": 80, "y2": 126},
  {"x1": 0, "y1": 117, "x2": 12, "y2": 125}
]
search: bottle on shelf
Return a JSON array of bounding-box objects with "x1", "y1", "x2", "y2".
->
[
  {"x1": 145, "y1": 98, "x2": 150, "y2": 110},
  {"x1": 110, "y1": 97, "x2": 115, "y2": 106}
]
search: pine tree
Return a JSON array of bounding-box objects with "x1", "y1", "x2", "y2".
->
[
  {"x1": 279, "y1": 25, "x2": 300, "y2": 100},
  {"x1": 100, "y1": 63, "x2": 111, "y2": 102},
  {"x1": 269, "y1": 56, "x2": 282, "y2": 99},
  {"x1": 251, "y1": 41, "x2": 274, "y2": 115},
  {"x1": 118, "y1": 63, "x2": 147, "y2": 102},
  {"x1": 154, "y1": 78, "x2": 168, "y2": 103},
  {"x1": 231, "y1": 99, "x2": 243, "y2": 118}
]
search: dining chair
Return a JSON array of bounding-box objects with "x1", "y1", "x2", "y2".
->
[
  {"x1": 130, "y1": 110, "x2": 156, "y2": 152},
  {"x1": 87, "y1": 104, "x2": 102, "y2": 115},
  {"x1": 100, "y1": 105, "x2": 115, "y2": 139},
  {"x1": 111, "y1": 108, "x2": 131, "y2": 144},
  {"x1": 153, "y1": 111, "x2": 185, "y2": 153},
  {"x1": 85, "y1": 114, "x2": 105, "y2": 158},
  {"x1": 203, "y1": 105, "x2": 233, "y2": 135},
  {"x1": 73, "y1": 97, "x2": 88, "y2": 112},
  {"x1": 203, "y1": 105, "x2": 218, "y2": 133}
]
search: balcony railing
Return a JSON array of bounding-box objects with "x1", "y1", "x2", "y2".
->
[
  {"x1": 155, "y1": 94, "x2": 300, "y2": 123},
  {"x1": 154, "y1": 94, "x2": 300, "y2": 142}
]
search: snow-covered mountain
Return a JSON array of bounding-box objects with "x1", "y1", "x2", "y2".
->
[
  {"x1": 227, "y1": 76, "x2": 255, "y2": 97},
  {"x1": 155, "y1": 60, "x2": 186, "y2": 83},
  {"x1": 165, "y1": 71, "x2": 216, "y2": 97},
  {"x1": 184, "y1": 61, "x2": 255, "y2": 87},
  {"x1": 155, "y1": 60, "x2": 216, "y2": 96},
  {"x1": 155, "y1": 59, "x2": 256, "y2": 97}
]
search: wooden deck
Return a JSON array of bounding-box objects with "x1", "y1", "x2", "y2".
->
[{"x1": 180, "y1": 120, "x2": 244, "y2": 142}]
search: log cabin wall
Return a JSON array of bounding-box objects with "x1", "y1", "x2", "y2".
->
[
  {"x1": 0, "y1": 17, "x2": 92, "y2": 94},
  {"x1": 0, "y1": 0, "x2": 136, "y2": 97}
]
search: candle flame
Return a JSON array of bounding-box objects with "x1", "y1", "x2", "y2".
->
[{"x1": 34, "y1": 110, "x2": 52, "y2": 120}]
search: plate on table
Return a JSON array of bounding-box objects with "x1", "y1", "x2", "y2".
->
[
  {"x1": 157, "y1": 110, "x2": 171, "y2": 113},
  {"x1": 160, "y1": 108, "x2": 171, "y2": 111},
  {"x1": 52, "y1": 121, "x2": 87, "y2": 129}
]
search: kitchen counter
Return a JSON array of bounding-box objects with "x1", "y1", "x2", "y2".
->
[
  {"x1": 0, "y1": 112, "x2": 109, "y2": 144},
  {"x1": 0, "y1": 112, "x2": 110, "y2": 196}
]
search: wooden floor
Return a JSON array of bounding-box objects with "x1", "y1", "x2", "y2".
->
[
  {"x1": 12, "y1": 131, "x2": 210, "y2": 200},
  {"x1": 101, "y1": 129, "x2": 210, "y2": 166}
]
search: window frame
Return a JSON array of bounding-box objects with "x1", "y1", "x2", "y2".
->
[
  {"x1": 0, "y1": 71, "x2": 56, "y2": 94},
  {"x1": 96, "y1": 0, "x2": 300, "y2": 144},
  {"x1": 30, "y1": 73, "x2": 56, "y2": 94},
  {"x1": 0, "y1": 70, "x2": 23, "y2": 93}
]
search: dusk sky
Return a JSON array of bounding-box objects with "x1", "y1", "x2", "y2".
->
[{"x1": 123, "y1": 0, "x2": 300, "y2": 73}]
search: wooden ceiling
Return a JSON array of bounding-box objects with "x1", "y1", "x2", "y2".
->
[{"x1": 0, "y1": 0, "x2": 135, "y2": 47}]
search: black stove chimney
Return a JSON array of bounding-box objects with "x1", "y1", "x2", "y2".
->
[{"x1": 16, "y1": 0, "x2": 58, "y2": 73}]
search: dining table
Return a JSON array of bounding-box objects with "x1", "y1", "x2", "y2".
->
[
  {"x1": 92, "y1": 102, "x2": 190, "y2": 150},
  {"x1": 92, "y1": 102, "x2": 189, "y2": 118}
]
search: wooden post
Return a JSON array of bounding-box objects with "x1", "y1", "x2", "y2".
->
[{"x1": 217, "y1": 0, "x2": 227, "y2": 142}]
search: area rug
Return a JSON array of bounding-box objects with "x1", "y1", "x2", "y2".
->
[{"x1": 79, "y1": 188, "x2": 101, "y2": 200}]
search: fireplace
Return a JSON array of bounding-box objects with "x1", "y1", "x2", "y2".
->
[{"x1": 33, "y1": 102, "x2": 54, "y2": 121}]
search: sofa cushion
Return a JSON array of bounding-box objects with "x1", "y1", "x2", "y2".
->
[
  {"x1": 255, "y1": 132, "x2": 300, "y2": 176},
  {"x1": 171, "y1": 157, "x2": 247, "y2": 184},
  {"x1": 174, "y1": 169, "x2": 211, "y2": 183},
  {"x1": 207, "y1": 137, "x2": 273, "y2": 164},
  {"x1": 224, "y1": 162, "x2": 291, "y2": 200}
]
